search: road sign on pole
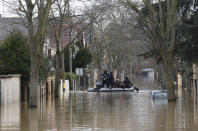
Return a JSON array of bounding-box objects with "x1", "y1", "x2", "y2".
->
[{"x1": 76, "y1": 68, "x2": 83, "y2": 76}]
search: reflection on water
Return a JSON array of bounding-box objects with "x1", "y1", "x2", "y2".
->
[
  {"x1": 0, "y1": 103, "x2": 20, "y2": 130},
  {"x1": 0, "y1": 76, "x2": 198, "y2": 131},
  {"x1": 1, "y1": 92, "x2": 198, "y2": 131}
]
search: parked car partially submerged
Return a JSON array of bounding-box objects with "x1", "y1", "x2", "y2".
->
[{"x1": 151, "y1": 90, "x2": 168, "y2": 99}]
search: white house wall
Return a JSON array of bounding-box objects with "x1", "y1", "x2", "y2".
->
[{"x1": 0, "y1": 75, "x2": 21, "y2": 104}]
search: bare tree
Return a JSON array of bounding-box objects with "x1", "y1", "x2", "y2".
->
[
  {"x1": 18, "y1": 0, "x2": 55, "y2": 106},
  {"x1": 48, "y1": 0, "x2": 70, "y2": 97},
  {"x1": 93, "y1": 0, "x2": 148, "y2": 76},
  {"x1": 120, "y1": 0, "x2": 178, "y2": 100}
]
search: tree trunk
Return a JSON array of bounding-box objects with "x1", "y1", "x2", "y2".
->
[
  {"x1": 29, "y1": 51, "x2": 39, "y2": 107},
  {"x1": 55, "y1": 55, "x2": 61, "y2": 97},
  {"x1": 187, "y1": 77, "x2": 191, "y2": 94},
  {"x1": 97, "y1": 57, "x2": 102, "y2": 81},
  {"x1": 154, "y1": 66, "x2": 160, "y2": 89},
  {"x1": 61, "y1": 53, "x2": 65, "y2": 90},
  {"x1": 69, "y1": 48, "x2": 73, "y2": 89},
  {"x1": 162, "y1": 67, "x2": 168, "y2": 89},
  {"x1": 166, "y1": 63, "x2": 176, "y2": 101},
  {"x1": 90, "y1": 63, "x2": 94, "y2": 88},
  {"x1": 98, "y1": 64, "x2": 102, "y2": 80},
  {"x1": 114, "y1": 69, "x2": 117, "y2": 81}
]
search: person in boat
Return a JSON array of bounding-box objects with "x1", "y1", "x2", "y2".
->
[
  {"x1": 101, "y1": 70, "x2": 109, "y2": 88},
  {"x1": 122, "y1": 76, "x2": 132, "y2": 88},
  {"x1": 96, "y1": 81, "x2": 102, "y2": 89},
  {"x1": 122, "y1": 76, "x2": 139, "y2": 92},
  {"x1": 108, "y1": 71, "x2": 114, "y2": 88}
]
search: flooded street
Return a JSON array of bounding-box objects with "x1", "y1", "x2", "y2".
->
[{"x1": 1, "y1": 76, "x2": 198, "y2": 131}]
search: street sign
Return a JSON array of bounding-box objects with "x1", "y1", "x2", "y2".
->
[{"x1": 76, "y1": 68, "x2": 83, "y2": 76}]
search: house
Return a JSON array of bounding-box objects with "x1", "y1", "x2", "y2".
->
[
  {"x1": 45, "y1": 17, "x2": 84, "y2": 57},
  {"x1": 0, "y1": 16, "x2": 28, "y2": 43},
  {"x1": 0, "y1": 16, "x2": 89, "y2": 58}
]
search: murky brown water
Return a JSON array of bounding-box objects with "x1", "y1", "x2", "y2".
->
[{"x1": 1, "y1": 75, "x2": 198, "y2": 131}]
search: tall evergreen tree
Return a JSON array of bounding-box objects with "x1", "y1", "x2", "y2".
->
[{"x1": 0, "y1": 31, "x2": 30, "y2": 100}]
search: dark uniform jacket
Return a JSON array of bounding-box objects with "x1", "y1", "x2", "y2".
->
[{"x1": 123, "y1": 78, "x2": 132, "y2": 88}]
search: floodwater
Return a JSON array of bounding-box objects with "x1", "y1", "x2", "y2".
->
[{"x1": 1, "y1": 75, "x2": 198, "y2": 131}]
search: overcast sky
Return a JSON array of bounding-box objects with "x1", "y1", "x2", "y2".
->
[{"x1": 0, "y1": 0, "x2": 91, "y2": 17}]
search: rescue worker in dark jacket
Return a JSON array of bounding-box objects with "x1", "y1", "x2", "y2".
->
[
  {"x1": 102, "y1": 70, "x2": 109, "y2": 88},
  {"x1": 122, "y1": 76, "x2": 139, "y2": 92},
  {"x1": 108, "y1": 71, "x2": 114, "y2": 88},
  {"x1": 122, "y1": 76, "x2": 132, "y2": 88}
]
